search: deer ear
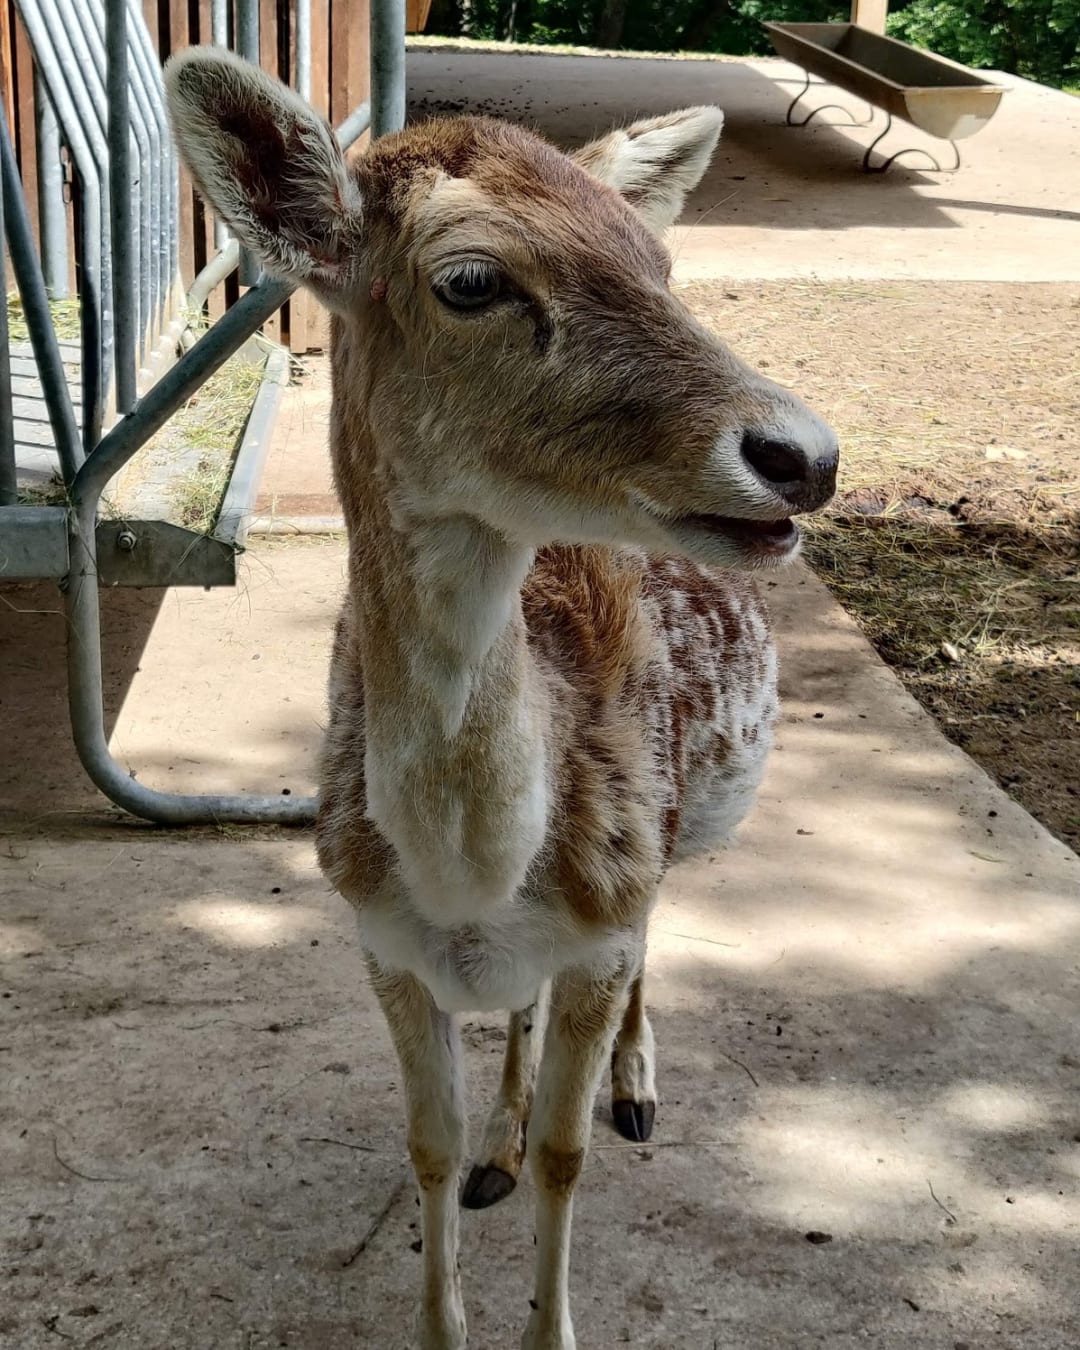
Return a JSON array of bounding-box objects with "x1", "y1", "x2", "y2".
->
[
  {"x1": 573, "y1": 106, "x2": 723, "y2": 232},
  {"x1": 165, "y1": 47, "x2": 363, "y2": 303}
]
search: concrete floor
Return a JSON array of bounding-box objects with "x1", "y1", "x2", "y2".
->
[
  {"x1": 3, "y1": 44, "x2": 1080, "y2": 1350},
  {"x1": 408, "y1": 49, "x2": 1080, "y2": 282},
  {"x1": 2, "y1": 548, "x2": 1078, "y2": 1348}
]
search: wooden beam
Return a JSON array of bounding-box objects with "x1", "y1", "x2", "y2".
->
[{"x1": 851, "y1": 0, "x2": 888, "y2": 33}]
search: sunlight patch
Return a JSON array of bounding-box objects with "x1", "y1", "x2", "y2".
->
[
  {"x1": 0, "y1": 921, "x2": 38, "y2": 957},
  {"x1": 939, "y1": 1082, "x2": 1049, "y2": 1132},
  {"x1": 173, "y1": 897, "x2": 324, "y2": 948}
]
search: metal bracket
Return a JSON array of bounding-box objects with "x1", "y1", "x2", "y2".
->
[
  {"x1": 785, "y1": 71, "x2": 875, "y2": 129},
  {"x1": 96, "y1": 519, "x2": 237, "y2": 587},
  {"x1": 862, "y1": 114, "x2": 961, "y2": 173},
  {"x1": 784, "y1": 72, "x2": 961, "y2": 174}
]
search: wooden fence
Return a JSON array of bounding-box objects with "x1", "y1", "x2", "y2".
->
[{"x1": 1, "y1": 0, "x2": 371, "y2": 353}]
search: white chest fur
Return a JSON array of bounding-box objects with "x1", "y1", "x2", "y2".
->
[
  {"x1": 357, "y1": 878, "x2": 638, "y2": 1013},
  {"x1": 362, "y1": 515, "x2": 550, "y2": 928}
]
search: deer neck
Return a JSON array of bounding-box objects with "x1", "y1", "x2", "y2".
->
[{"x1": 338, "y1": 400, "x2": 551, "y2": 928}]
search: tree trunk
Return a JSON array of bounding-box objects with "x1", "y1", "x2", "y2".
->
[
  {"x1": 680, "y1": 0, "x2": 734, "y2": 53},
  {"x1": 597, "y1": 0, "x2": 628, "y2": 49},
  {"x1": 426, "y1": 0, "x2": 464, "y2": 36}
]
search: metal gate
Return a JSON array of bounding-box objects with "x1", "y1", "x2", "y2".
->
[{"x1": 0, "y1": 0, "x2": 406, "y2": 823}]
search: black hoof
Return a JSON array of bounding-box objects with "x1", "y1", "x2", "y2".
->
[
  {"x1": 461, "y1": 1163, "x2": 517, "y2": 1210},
  {"x1": 612, "y1": 1099, "x2": 656, "y2": 1143}
]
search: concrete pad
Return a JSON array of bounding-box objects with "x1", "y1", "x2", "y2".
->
[
  {"x1": 407, "y1": 50, "x2": 1080, "y2": 282},
  {"x1": 255, "y1": 364, "x2": 338, "y2": 521},
  {"x1": 2, "y1": 542, "x2": 1077, "y2": 1348}
]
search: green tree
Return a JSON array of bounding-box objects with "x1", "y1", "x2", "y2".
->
[
  {"x1": 425, "y1": 0, "x2": 1080, "y2": 90},
  {"x1": 888, "y1": 0, "x2": 1080, "y2": 88}
]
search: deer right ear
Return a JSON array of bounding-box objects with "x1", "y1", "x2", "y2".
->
[
  {"x1": 573, "y1": 107, "x2": 723, "y2": 232},
  {"x1": 165, "y1": 47, "x2": 363, "y2": 303}
]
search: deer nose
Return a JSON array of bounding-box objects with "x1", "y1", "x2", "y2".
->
[{"x1": 740, "y1": 431, "x2": 838, "y2": 513}]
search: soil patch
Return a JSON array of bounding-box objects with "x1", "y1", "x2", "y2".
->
[{"x1": 680, "y1": 280, "x2": 1080, "y2": 852}]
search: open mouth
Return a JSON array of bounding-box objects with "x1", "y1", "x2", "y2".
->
[{"x1": 673, "y1": 513, "x2": 800, "y2": 557}]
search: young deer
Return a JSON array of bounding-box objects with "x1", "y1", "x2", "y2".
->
[{"x1": 167, "y1": 49, "x2": 837, "y2": 1350}]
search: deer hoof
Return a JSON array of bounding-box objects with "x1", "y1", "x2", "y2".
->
[
  {"x1": 461, "y1": 1163, "x2": 517, "y2": 1210},
  {"x1": 611, "y1": 1099, "x2": 656, "y2": 1143}
]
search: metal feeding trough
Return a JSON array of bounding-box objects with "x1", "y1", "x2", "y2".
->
[{"x1": 764, "y1": 22, "x2": 1007, "y2": 171}]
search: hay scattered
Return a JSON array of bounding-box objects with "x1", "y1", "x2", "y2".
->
[
  {"x1": 6, "y1": 292, "x2": 81, "y2": 342},
  {"x1": 170, "y1": 354, "x2": 263, "y2": 534}
]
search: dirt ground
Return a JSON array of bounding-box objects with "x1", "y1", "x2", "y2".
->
[
  {"x1": 676, "y1": 280, "x2": 1080, "y2": 854},
  {"x1": 3, "y1": 553, "x2": 1078, "y2": 1350}
]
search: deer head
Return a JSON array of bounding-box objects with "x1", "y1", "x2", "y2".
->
[{"x1": 166, "y1": 48, "x2": 838, "y2": 569}]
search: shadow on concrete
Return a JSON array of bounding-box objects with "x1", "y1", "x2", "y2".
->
[
  {"x1": 407, "y1": 50, "x2": 964, "y2": 235},
  {"x1": 929, "y1": 196, "x2": 1080, "y2": 223},
  {"x1": 0, "y1": 582, "x2": 166, "y2": 824},
  {"x1": 1, "y1": 796, "x2": 1076, "y2": 1346}
]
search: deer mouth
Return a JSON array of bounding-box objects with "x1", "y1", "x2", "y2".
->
[{"x1": 673, "y1": 513, "x2": 800, "y2": 557}]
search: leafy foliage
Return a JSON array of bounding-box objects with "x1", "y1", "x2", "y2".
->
[
  {"x1": 888, "y1": 1, "x2": 1080, "y2": 89},
  {"x1": 426, "y1": 0, "x2": 1079, "y2": 89}
]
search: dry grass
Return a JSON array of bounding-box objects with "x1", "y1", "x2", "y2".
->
[
  {"x1": 6, "y1": 293, "x2": 81, "y2": 342},
  {"x1": 15, "y1": 478, "x2": 69, "y2": 507},
  {"x1": 803, "y1": 515, "x2": 1079, "y2": 665},
  {"x1": 170, "y1": 353, "x2": 263, "y2": 534}
]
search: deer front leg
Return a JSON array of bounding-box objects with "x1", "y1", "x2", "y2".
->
[
  {"x1": 463, "y1": 983, "x2": 550, "y2": 1210},
  {"x1": 611, "y1": 968, "x2": 657, "y2": 1142},
  {"x1": 522, "y1": 961, "x2": 637, "y2": 1350},
  {"x1": 367, "y1": 958, "x2": 468, "y2": 1350}
]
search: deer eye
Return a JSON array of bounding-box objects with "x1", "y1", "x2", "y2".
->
[{"x1": 433, "y1": 261, "x2": 502, "y2": 311}]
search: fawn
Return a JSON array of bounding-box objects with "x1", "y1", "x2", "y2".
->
[{"x1": 166, "y1": 48, "x2": 837, "y2": 1349}]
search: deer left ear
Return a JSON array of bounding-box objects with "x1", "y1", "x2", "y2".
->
[
  {"x1": 573, "y1": 106, "x2": 723, "y2": 232},
  {"x1": 165, "y1": 47, "x2": 364, "y2": 306}
]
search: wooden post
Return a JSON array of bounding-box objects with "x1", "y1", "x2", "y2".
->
[
  {"x1": 11, "y1": 10, "x2": 38, "y2": 251},
  {"x1": 851, "y1": 0, "x2": 889, "y2": 33},
  {"x1": 288, "y1": 0, "x2": 331, "y2": 353}
]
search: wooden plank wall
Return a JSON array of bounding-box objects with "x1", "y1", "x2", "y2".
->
[{"x1": 1, "y1": 0, "x2": 371, "y2": 352}]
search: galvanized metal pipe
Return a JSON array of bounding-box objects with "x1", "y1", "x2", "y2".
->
[
  {"x1": 123, "y1": 17, "x2": 166, "y2": 342},
  {"x1": 0, "y1": 168, "x2": 16, "y2": 507},
  {"x1": 64, "y1": 492, "x2": 315, "y2": 824},
  {"x1": 104, "y1": 0, "x2": 136, "y2": 410},
  {"x1": 75, "y1": 277, "x2": 293, "y2": 505},
  {"x1": 296, "y1": 0, "x2": 312, "y2": 99},
  {"x1": 210, "y1": 0, "x2": 229, "y2": 252},
  {"x1": 15, "y1": 0, "x2": 107, "y2": 453},
  {"x1": 81, "y1": 0, "x2": 155, "y2": 379},
  {"x1": 64, "y1": 268, "x2": 315, "y2": 823},
  {"x1": 336, "y1": 100, "x2": 373, "y2": 151},
  {"x1": 125, "y1": 0, "x2": 181, "y2": 330},
  {"x1": 34, "y1": 67, "x2": 69, "y2": 300},
  {"x1": 0, "y1": 110, "x2": 83, "y2": 485},
  {"x1": 103, "y1": 0, "x2": 165, "y2": 358},
  {"x1": 15, "y1": 0, "x2": 109, "y2": 451},
  {"x1": 62, "y1": 83, "x2": 374, "y2": 825},
  {"x1": 121, "y1": 0, "x2": 180, "y2": 323},
  {"x1": 371, "y1": 0, "x2": 407, "y2": 138},
  {"x1": 65, "y1": 0, "x2": 149, "y2": 399},
  {"x1": 235, "y1": 0, "x2": 260, "y2": 286}
]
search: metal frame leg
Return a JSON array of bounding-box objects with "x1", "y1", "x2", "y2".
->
[
  {"x1": 3, "y1": 0, "x2": 400, "y2": 826},
  {"x1": 34, "y1": 68, "x2": 69, "y2": 299},
  {"x1": 3, "y1": 50, "x2": 385, "y2": 825},
  {"x1": 862, "y1": 115, "x2": 961, "y2": 173},
  {"x1": 785, "y1": 70, "x2": 874, "y2": 129}
]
